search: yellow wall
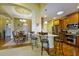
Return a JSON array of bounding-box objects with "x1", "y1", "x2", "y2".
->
[
  {"x1": 53, "y1": 19, "x2": 59, "y2": 26},
  {"x1": 0, "y1": 15, "x2": 8, "y2": 33},
  {"x1": 27, "y1": 19, "x2": 32, "y2": 32},
  {"x1": 47, "y1": 20, "x2": 53, "y2": 34},
  {"x1": 47, "y1": 19, "x2": 59, "y2": 34}
]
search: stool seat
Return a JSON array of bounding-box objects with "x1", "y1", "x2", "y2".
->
[
  {"x1": 32, "y1": 37, "x2": 37, "y2": 40},
  {"x1": 41, "y1": 39, "x2": 48, "y2": 43}
]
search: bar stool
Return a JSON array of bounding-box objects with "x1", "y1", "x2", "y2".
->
[
  {"x1": 54, "y1": 34, "x2": 64, "y2": 56},
  {"x1": 40, "y1": 34, "x2": 49, "y2": 55},
  {"x1": 30, "y1": 32, "x2": 38, "y2": 49}
]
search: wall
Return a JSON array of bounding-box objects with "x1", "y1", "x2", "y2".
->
[
  {"x1": 53, "y1": 19, "x2": 59, "y2": 26},
  {"x1": 13, "y1": 18, "x2": 32, "y2": 32},
  {"x1": 47, "y1": 20, "x2": 53, "y2": 34},
  {"x1": 0, "y1": 15, "x2": 12, "y2": 39},
  {"x1": 47, "y1": 19, "x2": 59, "y2": 34},
  {"x1": 0, "y1": 15, "x2": 9, "y2": 33},
  {"x1": 43, "y1": 22, "x2": 48, "y2": 32}
]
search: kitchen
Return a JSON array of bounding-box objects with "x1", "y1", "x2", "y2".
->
[{"x1": 50, "y1": 12, "x2": 79, "y2": 47}]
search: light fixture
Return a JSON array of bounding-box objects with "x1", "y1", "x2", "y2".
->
[
  {"x1": 57, "y1": 11, "x2": 64, "y2": 15},
  {"x1": 20, "y1": 19, "x2": 23, "y2": 22},
  {"x1": 44, "y1": 21, "x2": 48, "y2": 24},
  {"x1": 20, "y1": 19, "x2": 26, "y2": 22},
  {"x1": 6, "y1": 20, "x2": 9, "y2": 23},
  {"x1": 22, "y1": 19, "x2": 26, "y2": 22},
  {"x1": 44, "y1": 15, "x2": 47, "y2": 18},
  {"x1": 45, "y1": 9, "x2": 47, "y2": 11},
  {"x1": 77, "y1": 6, "x2": 79, "y2": 9}
]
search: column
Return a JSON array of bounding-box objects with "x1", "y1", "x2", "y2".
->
[{"x1": 32, "y1": 10, "x2": 41, "y2": 33}]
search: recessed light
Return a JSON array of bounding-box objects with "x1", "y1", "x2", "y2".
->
[
  {"x1": 45, "y1": 9, "x2": 47, "y2": 11},
  {"x1": 44, "y1": 21, "x2": 48, "y2": 24},
  {"x1": 57, "y1": 11, "x2": 64, "y2": 15}
]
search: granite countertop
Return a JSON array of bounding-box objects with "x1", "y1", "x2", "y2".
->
[{"x1": 65, "y1": 33, "x2": 79, "y2": 36}]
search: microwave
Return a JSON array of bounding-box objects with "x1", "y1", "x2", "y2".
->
[{"x1": 67, "y1": 23, "x2": 78, "y2": 29}]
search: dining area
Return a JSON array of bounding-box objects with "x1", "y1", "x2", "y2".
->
[{"x1": 5, "y1": 30, "x2": 59, "y2": 55}]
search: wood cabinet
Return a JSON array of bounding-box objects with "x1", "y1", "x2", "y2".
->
[{"x1": 76, "y1": 36, "x2": 79, "y2": 47}]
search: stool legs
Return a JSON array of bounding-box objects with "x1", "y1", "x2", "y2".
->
[
  {"x1": 31, "y1": 39, "x2": 38, "y2": 50},
  {"x1": 41, "y1": 42, "x2": 43, "y2": 55},
  {"x1": 54, "y1": 40, "x2": 57, "y2": 55},
  {"x1": 58, "y1": 41, "x2": 64, "y2": 56},
  {"x1": 47, "y1": 43, "x2": 49, "y2": 55},
  {"x1": 54, "y1": 40, "x2": 64, "y2": 56},
  {"x1": 41, "y1": 42, "x2": 49, "y2": 55}
]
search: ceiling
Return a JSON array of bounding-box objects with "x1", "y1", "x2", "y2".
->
[
  {"x1": 0, "y1": 3, "x2": 79, "y2": 21},
  {"x1": 0, "y1": 3, "x2": 32, "y2": 19},
  {"x1": 42, "y1": 3, "x2": 79, "y2": 21},
  {"x1": 0, "y1": 3, "x2": 46, "y2": 19}
]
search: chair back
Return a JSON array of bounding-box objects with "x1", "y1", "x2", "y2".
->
[{"x1": 39, "y1": 32, "x2": 48, "y2": 40}]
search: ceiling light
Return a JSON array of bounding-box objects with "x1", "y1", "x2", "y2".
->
[
  {"x1": 77, "y1": 6, "x2": 79, "y2": 9},
  {"x1": 22, "y1": 19, "x2": 26, "y2": 22},
  {"x1": 45, "y1": 9, "x2": 47, "y2": 11},
  {"x1": 6, "y1": 20, "x2": 9, "y2": 23},
  {"x1": 44, "y1": 21, "x2": 48, "y2": 24},
  {"x1": 20, "y1": 19, "x2": 26, "y2": 22},
  {"x1": 20, "y1": 19, "x2": 23, "y2": 22},
  {"x1": 57, "y1": 11, "x2": 64, "y2": 15},
  {"x1": 44, "y1": 15, "x2": 47, "y2": 18}
]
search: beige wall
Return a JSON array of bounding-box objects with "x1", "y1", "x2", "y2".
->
[
  {"x1": 47, "y1": 20, "x2": 53, "y2": 34},
  {"x1": 0, "y1": 15, "x2": 10, "y2": 33},
  {"x1": 47, "y1": 19, "x2": 59, "y2": 34}
]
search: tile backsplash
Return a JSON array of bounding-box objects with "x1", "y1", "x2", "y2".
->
[{"x1": 67, "y1": 29, "x2": 79, "y2": 34}]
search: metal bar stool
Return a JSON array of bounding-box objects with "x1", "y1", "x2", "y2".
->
[
  {"x1": 40, "y1": 34, "x2": 49, "y2": 55},
  {"x1": 30, "y1": 32, "x2": 38, "y2": 49}
]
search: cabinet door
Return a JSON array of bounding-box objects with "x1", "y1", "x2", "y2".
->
[{"x1": 76, "y1": 36, "x2": 79, "y2": 47}]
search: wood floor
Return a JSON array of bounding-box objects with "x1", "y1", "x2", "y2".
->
[
  {"x1": 49, "y1": 42, "x2": 79, "y2": 56},
  {"x1": 0, "y1": 39, "x2": 5, "y2": 47},
  {"x1": 0, "y1": 38, "x2": 79, "y2": 56}
]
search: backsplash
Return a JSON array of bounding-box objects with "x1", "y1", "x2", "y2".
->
[{"x1": 67, "y1": 29, "x2": 79, "y2": 34}]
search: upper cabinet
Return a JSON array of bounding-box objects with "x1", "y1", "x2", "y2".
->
[{"x1": 61, "y1": 12, "x2": 79, "y2": 29}]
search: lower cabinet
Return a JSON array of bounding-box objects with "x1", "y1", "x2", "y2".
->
[{"x1": 76, "y1": 36, "x2": 79, "y2": 47}]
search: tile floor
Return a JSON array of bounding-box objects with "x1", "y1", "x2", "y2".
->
[
  {"x1": 0, "y1": 38, "x2": 48, "y2": 56},
  {"x1": 0, "y1": 45, "x2": 48, "y2": 56}
]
